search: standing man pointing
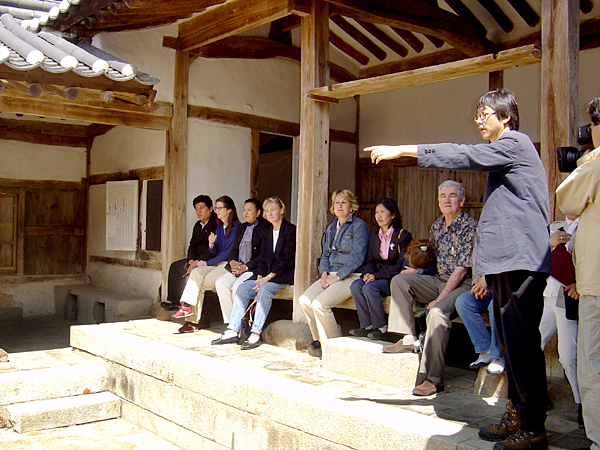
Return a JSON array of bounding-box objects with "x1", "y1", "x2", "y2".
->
[{"x1": 365, "y1": 88, "x2": 551, "y2": 450}]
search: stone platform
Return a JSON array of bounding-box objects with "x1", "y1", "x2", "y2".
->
[{"x1": 63, "y1": 319, "x2": 586, "y2": 450}]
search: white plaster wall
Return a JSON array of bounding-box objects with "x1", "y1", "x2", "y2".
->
[
  {"x1": 330, "y1": 142, "x2": 356, "y2": 193},
  {"x1": 0, "y1": 140, "x2": 86, "y2": 181},
  {"x1": 93, "y1": 24, "x2": 177, "y2": 103},
  {"x1": 579, "y1": 48, "x2": 600, "y2": 125},
  {"x1": 87, "y1": 261, "x2": 161, "y2": 301},
  {"x1": 89, "y1": 184, "x2": 136, "y2": 261},
  {"x1": 90, "y1": 127, "x2": 166, "y2": 175},
  {"x1": 185, "y1": 121, "x2": 251, "y2": 242},
  {"x1": 0, "y1": 277, "x2": 84, "y2": 319}
]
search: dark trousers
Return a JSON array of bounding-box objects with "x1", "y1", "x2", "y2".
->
[
  {"x1": 167, "y1": 259, "x2": 188, "y2": 304},
  {"x1": 488, "y1": 270, "x2": 549, "y2": 431},
  {"x1": 350, "y1": 278, "x2": 390, "y2": 330}
]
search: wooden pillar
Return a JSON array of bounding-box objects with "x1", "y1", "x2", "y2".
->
[
  {"x1": 162, "y1": 49, "x2": 189, "y2": 300},
  {"x1": 294, "y1": 0, "x2": 330, "y2": 322},
  {"x1": 541, "y1": 0, "x2": 579, "y2": 220},
  {"x1": 489, "y1": 71, "x2": 503, "y2": 90}
]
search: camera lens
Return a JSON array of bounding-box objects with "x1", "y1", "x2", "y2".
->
[{"x1": 557, "y1": 146, "x2": 584, "y2": 173}]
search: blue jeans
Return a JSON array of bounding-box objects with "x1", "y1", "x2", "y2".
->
[
  {"x1": 350, "y1": 278, "x2": 390, "y2": 329},
  {"x1": 228, "y1": 279, "x2": 286, "y2": 334},
  {"x1": 455, "y1": 290, "x2": 501, "y2": 358}
]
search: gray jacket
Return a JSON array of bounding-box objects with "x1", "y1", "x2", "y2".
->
[{"x1": 418, "y1": 130, "x2": 551, "y2": 277}]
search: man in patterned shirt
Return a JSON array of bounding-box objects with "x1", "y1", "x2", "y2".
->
[{"x1": 384, "y1": 180, "x2": 477, "y2": 397}]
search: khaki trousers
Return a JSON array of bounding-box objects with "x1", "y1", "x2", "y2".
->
[
  {"x1": 180, "y1": 262, "x2": 227, "y2": 324},
  {"x1": 299, "y1": 273, "x2": 360, "y2": 342},
  {"x1": 578, "y1": 295, "x2": 600, "y2": 450},
  {"x1": 388, "y1": 273, "x2": 470, "y2": 386}
]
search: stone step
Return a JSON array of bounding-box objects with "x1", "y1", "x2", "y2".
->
[
  {"x1": 321, "y1": 336, "x2": 419, "y2": 389},
  {"x1": 1, "y1": 392, "x2": 121, "y2": 433},
  {"x1": 0, "y1": 363, "x2": 107, "y2": 406},
  {"x1": 55, "y1": 284, "x2": 154, "y2": 324}
]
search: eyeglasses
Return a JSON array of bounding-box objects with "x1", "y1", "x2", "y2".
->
[
  {"x1": 473, "y1": 111, "x2": 497, "y2": 123},
  {"x1": 214, "y1": 206, "x2": 226, "y2": 211}
]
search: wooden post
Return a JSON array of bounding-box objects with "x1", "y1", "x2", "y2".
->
[
  {"x1": 541, "y1": 0, "x2": 579, "y2": 220},
  {"x1": 162, "y1": 49, "x2": 189, "y2": 301},
  {"x1": 489, "y1": 70, "x2": 503, "y2": 90},
  {"x1": 294, "y1": 0, "x2": 330, "y2": 322}
]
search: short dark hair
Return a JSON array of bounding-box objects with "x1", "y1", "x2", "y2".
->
[
  {"x1": 375, "y1": 198, "x2": 402, "y2": 230},
  {"x1": 476, "y1": 88, "x2": 519, "y2": 131},
  {"x1": 407, "y1": 240, "x2": 436, "y2": 270},
  {"x1": 587, "y1": 97, "x2": 600, "y2": 125},
  {"x1": 192, "y1": 195, "x2": 212, "y2": 208},
  {"x1": 244, "y1": 198, "x2": 263, "y2": 215}
]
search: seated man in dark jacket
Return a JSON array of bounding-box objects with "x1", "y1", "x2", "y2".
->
[{"x1": 161, "y1": 195, "x2": 217, "y2": 311}]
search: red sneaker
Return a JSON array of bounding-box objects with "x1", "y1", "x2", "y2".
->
[{"x1": 171, "y1": 306, "x2": 193, "y2": 319}]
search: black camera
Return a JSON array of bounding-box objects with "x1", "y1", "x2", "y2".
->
[
  {"x1": 557, "y1": 147, "x2": 585, "y2": 173},
  {"x1": 556, "y1": 124, "x2": 593, "y2": 172},
  {"x1": 577, "y1": 124, "x2": 593, "y2": 146}
]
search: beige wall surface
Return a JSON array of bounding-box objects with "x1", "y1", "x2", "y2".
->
[{"x1": 0, "y1": 140, "x2": 86, "y2": 181}]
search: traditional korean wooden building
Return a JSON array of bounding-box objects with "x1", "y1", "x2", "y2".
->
[{"x1": 0, "y1": 1, "x2": 597, "y2": 385}]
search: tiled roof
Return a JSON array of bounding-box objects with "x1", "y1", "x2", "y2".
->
[{"x1": 0, "y1": 1, "x2": 158, "y2": 87}]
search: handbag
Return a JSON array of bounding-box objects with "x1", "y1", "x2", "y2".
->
[
  {"x1": 550, "y1": 244, "x2": 576, "y2": 286},
  {"x1": 238, "y1": 299, "x2": 257, "y2": 344}
]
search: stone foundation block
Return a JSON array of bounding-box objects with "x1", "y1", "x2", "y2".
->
[
  {"x1": 322, "y1": 336, "x2": 419, "y2": 389},
  {"x1": 2, "y1": 391, "x2": 120, "y2": 433}
]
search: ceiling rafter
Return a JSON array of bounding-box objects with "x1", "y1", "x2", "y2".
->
[
  {"x1": 331, "y1": 15, "x2": 387, "y2": 60},
  {"x1": 329, "y1": 30, "x2": 370, "y2": 65},
  {"x1": 356, "y1": 20, "x2": 408, "y2": 58},
  {"x1": 328, "y1": 0, "x2": 497, "y2": 56},
  {"x1": 391, "y1": 28, "x2": 424, "y2": 53},
  {"x1": 476, "y1": 0, "x2": 514, "y2": 33},
  {"x1": 505, "y1": 0, "x2": 540, "y2": 28},
  {"x1": 443, "y1": 0, "x2": 487, "y2": 35}
]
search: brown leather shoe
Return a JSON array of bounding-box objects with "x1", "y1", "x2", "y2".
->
[
  {"x1": 412, "y1": 379, "x2": 444, "y2": 396},
  {"x1": 197, "y1": 309, "x2": 211, "y2": 330},
  {"x1": 382, "y1": 339, "x2": 415, "y2": 353},
  {"x1": 493, "y1": 428, "x2": 548, "y2": 450},
  {"x1": 178, "y1": 322, "x2": 199, "y2": 333},
  {"x1": 479, "y1": 401, "x2": 519, "y2": 442}
]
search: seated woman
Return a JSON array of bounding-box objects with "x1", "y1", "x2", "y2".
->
[
  {"x1": 214, "y1": 198, "x2": 270, "y2": 324},
  {"x1": 349, "y1": 198, "x2": 411, "y2": 340},
  {"x1": 172, "y1": 195, "x2": 239, "y2": 333},
  {"x1": 299, "y1": 189, "x2": 369, "y2": 352},
  {"x1": 211, "y1": 196, "x2": 296, "y2": 350}
]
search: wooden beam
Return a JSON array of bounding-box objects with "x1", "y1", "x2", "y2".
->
[
  {"x1": 356, "y1": 20, "x2": 408, "y2": 58},
  {"x1": 0, "y1": 118, "x2": 89, "y2": 147},
  {"x1": 330, "y1": 30, "x2": 369, "y2": 65},
  {"x1": 294, "y1": 0, "x2": 330, "y2": 321},
  {"x1": 177, "y1": 0, "x2": 292, "y2": 52},
  {"x1": 0, "y1": 88, "x2": 172, "y2": 131},
  {"x1": 187, "y1": 104, "x2": 355, "y2": 143},
  {"x1": 541, "y1": 0, "x2": 579, "y2": 220},
  {"x1": 89, "y1": 167, "x2": 164, "y2": 185},
  {"x1": 312, "y1": 45, "x2": 540, "y2": 100},
  {"x1": 162, "y1": 49, "x2": 189, "y2": 301},
  {"x1": 328, "y1": 0, "x2": 496, "y2": 57},
  {"x1": 443, "y1": 0, "x2": 487, "y2": 35},
  {"x1": 331, "y1": 15, "x2": 387, "y2": 60}
]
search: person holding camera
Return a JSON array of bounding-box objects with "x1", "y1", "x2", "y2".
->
[
  {"x1": 556, "y1": 97, "x2": 600, "y2": 450},
  {"x1": 365, "y1": 88, "x2": 551, "y2": 450}
]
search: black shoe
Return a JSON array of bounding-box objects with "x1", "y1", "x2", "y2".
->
[
  {"x1": 367, "y1": 329, "x2": 385, "y2": 340},
  {"x1": 211, "y1": 335, "x2": 239, "y2": 345},
  {"x1": 161, "y1": 302, "x2": 180, "y2": 311},
  {"x1": 309, "y1": 340, "x2": 321, "y2": 349},
  {"x1": 241, "y1": 338, "x2": 262, "y2": 350},
  {"x1": 349, "y1": 328, "x2": 371, "y2": 337}
]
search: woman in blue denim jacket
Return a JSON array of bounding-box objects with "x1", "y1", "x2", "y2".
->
[{"x1": 299, "y1": 189, "x2": 369, "y2": 353}]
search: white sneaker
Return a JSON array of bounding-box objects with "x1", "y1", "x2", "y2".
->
[
  {"x1": 487, "y1": 358, "x2": 505, "y2": 374},
  {"x1": 470, "y1": 350, "x2": 493, "y2": 369}
]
